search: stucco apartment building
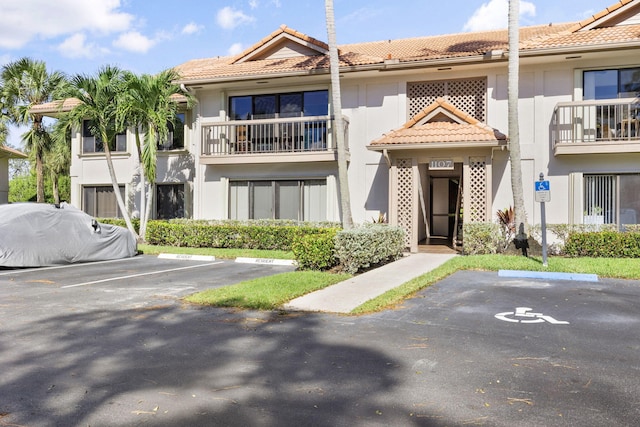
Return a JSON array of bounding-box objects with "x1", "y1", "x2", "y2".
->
[
  {"x1": 36, "y1": 0, "x2": 640, "y2": 252},
  {"x1": 0, "y1": 145, "x2": 27, "y2": 204}
]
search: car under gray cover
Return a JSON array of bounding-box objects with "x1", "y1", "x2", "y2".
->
[{"x1": 0, "y1": 202, "x2": 137, "y2": 267}]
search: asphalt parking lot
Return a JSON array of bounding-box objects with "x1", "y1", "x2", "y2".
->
[{"x1": 1, "y1": 258, "x2": 639, "y2": 426}]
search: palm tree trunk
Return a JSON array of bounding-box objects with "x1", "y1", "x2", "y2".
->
[
  {"x1": 508, "y1": 0, "x2": 528, "y2": 246},
  {"x1": 102, "y1": 133, "x2": 138, "y2": 239},
  {"x1": 35, "y1": 150, "x2": 45, "y2": 203},
  {"x1": 325, "y1": 0, "x2": 353, "y2": 229}
]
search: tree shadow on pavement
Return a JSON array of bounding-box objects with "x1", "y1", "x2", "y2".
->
[{"x1": 0, "y1": 303, "x2": 451, "y2": 426}]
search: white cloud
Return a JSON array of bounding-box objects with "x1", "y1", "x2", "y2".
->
[
  {"x1": 228, "y1": 43, "x2": 245, "y2": 56},
  {"x1": 249, "y1": 0, "x2": 259, "y2": 9},
  {"x1": 0, "y1": 0, "x2": 134, "y2": 49},
  {"x1": 182, "y1": 22, "x2": 204, "y2": 35},
  {"x1": 462, "y1": 0, "x2": 536, "y2": 32},
  {"x1": 112, "y1": 31, "x2": 156, "y2": 53},
  {"x1": 57, "y1": 33, "x2": 109, "y2": 59},
  {"x1": 216, "y1": 6, "x2": 255, "y2": 30}
]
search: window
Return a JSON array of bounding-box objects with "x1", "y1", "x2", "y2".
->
[
  {"x1": 159, "y1": 113, "x2": 186, "y2": 151},
  {"x1": 82, "y1": 185, "x2": 125, "y2": 218},
  {"x1": 229, "y1": 90, "x2": 328, "y2": 119},
  {"x1": 229, "y1": 179, "x2": 327, "y2": 221},
  {"x1": 156, "y1": 184, "x2": 185, "y2": 219},
  {"x1": 584, "y1": 174, "x2": 640, "y2": 229},
  {"x1": 82, "y1": 120, "x2": 126, "y2": 154},
  {"x1": 584, "y1": 68, "x2": 640, "y2": 99}
]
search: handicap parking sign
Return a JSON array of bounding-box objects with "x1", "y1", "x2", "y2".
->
[{"x1": 535, "y1": 180, "x2": 550, "y2": 202}]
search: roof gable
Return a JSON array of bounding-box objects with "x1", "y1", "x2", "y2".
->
[
  {"x1": 370, "y1": 98, "x2": 506, "y2": 147},
  {"x1": 569, "y1": 0, "x2": 640, "y2": 32},
  {"x1": 233, "y1": 25, "x2": 329, "y2": 64}
]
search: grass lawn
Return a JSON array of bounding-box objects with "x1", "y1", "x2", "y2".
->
[{"x1": 184, "y1": 271, "x2": 351, "y2": 310}]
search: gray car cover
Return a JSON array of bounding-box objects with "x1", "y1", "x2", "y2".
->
[{"x1": 0, "y1": 202, "x2": 137, "y2": 267}]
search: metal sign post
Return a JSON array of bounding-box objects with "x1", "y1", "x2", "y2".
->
[{"x1": 535, "y1": 173, "x2": 549, "y2": 267}]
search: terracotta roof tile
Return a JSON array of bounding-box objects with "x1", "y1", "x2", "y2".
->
[
  {"x1": 173, "y1": 1, "x2": 640, "y2": 83},
  {"x1": 370, "y1": 99, "x2": 506, "y2": 147},
  {"x1": 370, "y1": 122, "x2": 506, "y2": 146},
  {"x1": 30, "y1": 98, "x2": 82, "y2": 114}
]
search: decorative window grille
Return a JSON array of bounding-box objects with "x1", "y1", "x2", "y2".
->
[
  {"x1": 408, "y1": 78, "x2": 487, "y2": 121},
  {"x1": 468, "y1": 157, "x2": 487, "y2": 222},
  {"x1": 584, "y1": 175, "x2": 615, "y2": 224},
  {"x1": 396, "y1": 158, "x2": 413, "y2": 247}
]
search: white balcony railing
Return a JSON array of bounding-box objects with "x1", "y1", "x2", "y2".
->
[
  {"x1": 201, "y1": 115, "x2": 348, "y2": 156},
  {"x1": 552, "y1": 98, "x2": 640, "y2": 146}
]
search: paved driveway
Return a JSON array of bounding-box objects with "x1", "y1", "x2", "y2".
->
[{"x1": 1, "y1": 262, "x2": 639, "y2": 426}]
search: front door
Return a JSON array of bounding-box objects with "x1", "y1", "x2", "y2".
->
[{"x1": 430, "y1": 178, "x2": 460, "y2": 238}]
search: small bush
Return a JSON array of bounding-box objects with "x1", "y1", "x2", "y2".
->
[
  {"x1": 292, "y1": 229, "x2": 339, "y2": 270},
  {"x1": 334, "y1": 224, "x2": 405, "y2": 274},
  {"x1": 564, "y1": 231, "x2": 640, "y2": 257},
  {"x1": 462, "y1": 223, "x2": 503, "y2": 255}
]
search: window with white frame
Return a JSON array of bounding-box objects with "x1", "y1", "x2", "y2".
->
[
  {"x1": 82, "y1": 120, "x2": 126, "y2": 154},
  {"x1": 229, "y1": 179, "x2": 326, "y2": 221},
  {"x1": 583, "y1": 174, "x2": 640, "y2": 229},
  {"x1": 159, "y1": 113, "x2": 186, "y2": 151},
  {"x1": 156, "y1": 183, "x2": 185, "y2": 219},
  {"x1": 82, "y1": 185, "x2": 125, "y2": 218}
]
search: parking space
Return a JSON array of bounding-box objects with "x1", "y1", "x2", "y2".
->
[
  {"x1": 1, "y1": 265, "x2": 639, "y2": 426},
  {"x1": 0, "y1": 254, "x2": 296, "y2": 313}
]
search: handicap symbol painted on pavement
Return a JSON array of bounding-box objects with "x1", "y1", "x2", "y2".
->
[{"x1": 495, "y1": 307, "x2": 569, "y2": 324}]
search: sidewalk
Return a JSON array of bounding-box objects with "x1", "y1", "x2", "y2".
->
[{"x1": 284, "y1": 252, "x2": 457, "y2": 313}]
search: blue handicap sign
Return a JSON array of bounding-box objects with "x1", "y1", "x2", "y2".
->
[{"x1": 535, "y1": 180, "x2": 550, "y2": 191}]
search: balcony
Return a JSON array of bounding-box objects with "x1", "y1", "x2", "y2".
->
[
  {"x1": 552, "y1": 98, "x2": 640, "y2": 155},
  {"x1": 200, "y1": 115, "x2": 349, "y2": 165}
]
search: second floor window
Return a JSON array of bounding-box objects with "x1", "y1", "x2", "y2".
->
[
  {"x1": 229, "y1": 90, "x2": 328, "y2": 120},
  {"x1": 584, "y1": 68, "x2": 640, "y2": 99},
  {"x1": 82, "y1": 120, "x2": 126, "y2": 154},
  {"x1": 159, "y1": 113, "x2": 186, "y2": 151}
]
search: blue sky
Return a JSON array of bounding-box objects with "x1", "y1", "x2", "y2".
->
[{"x1": 0, "y1": 0, "x2": 616, "y2": 147}]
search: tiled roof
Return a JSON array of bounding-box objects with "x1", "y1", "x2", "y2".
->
[
  {"x1": 173, "y1": 1, "x2": 640, "y2": 83},
  {"x1": 370, "y1": 98, "x2": 506, "y2": 147},
  {"x1": 31, "y1": 93, "x2": 189, "y2": 115},
  {"x1": 30, "y1": 97, "x2": 82, "y2": 114}
]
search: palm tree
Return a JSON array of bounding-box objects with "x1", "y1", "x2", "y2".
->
[
  {"x1": 48, "y1": 117, "x2": 72, "y2": 204},
  {"x1": 118, "y1": 69, "x2": 195, "y2": 242},
  {"x1": 508, "y1": 0, "x2": 528, "y2": 248},
  {"x1": 1, "y1": 58, "x2": 67, "y2": 202},
  {"x1": 325, "y1": 0, "x2": 353, "y2": 229},
  {"x1": 62, "y1": 66, "x2": 137, "y2": 238}
]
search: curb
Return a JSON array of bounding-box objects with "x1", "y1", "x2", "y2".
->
[
  {"x1": 235, "y1": 257, "x2": 297, "y2": 266},
  {"x1": 498, "y1": 269, "x2": 598, "y2": 282},
  {"x1": 158, "y1": 253, "x2": 216, "y2": 261}
]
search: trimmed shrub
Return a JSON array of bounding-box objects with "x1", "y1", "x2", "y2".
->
[
  {"x1": 563, "y1": 231, "x2": 640, "y2": 258},
  {"x1": 144, "y1": 219, "x2": 339, "y2": 251},
  {"x1": 334, "y1": 224, "x2": 405, "y2": 274},
  {"x1": 292, "y1": 228, "x2": 339, "y2": 270},
  {"x1": 462, "y1": 222, "x2": 503, "y2": 255}
]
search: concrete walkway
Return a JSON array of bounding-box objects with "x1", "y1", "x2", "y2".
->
[{"x1": 284, "y1": 252, "x2": 457, "y2": 313}]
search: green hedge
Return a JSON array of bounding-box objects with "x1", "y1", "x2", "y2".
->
[
  {"x1": 334, "y1": 224, "x2": 405, "y2": 274},
  {"x1": 292, "y1": 229, "x2": 339, "y2": 270},
  {"x1": 144, "y1": 220, "x2": 339, "y2": 251},
  {"x1": 564, "y1": 231, "x2": 640, "y2": 257}
]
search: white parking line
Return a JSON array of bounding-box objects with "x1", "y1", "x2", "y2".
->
[
  {"x1": 62, "y1": 261, "x2": 223, "y2": 288},
  {"x1": 0, "y1": 257, "x2": 141, "y2": 276}
]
